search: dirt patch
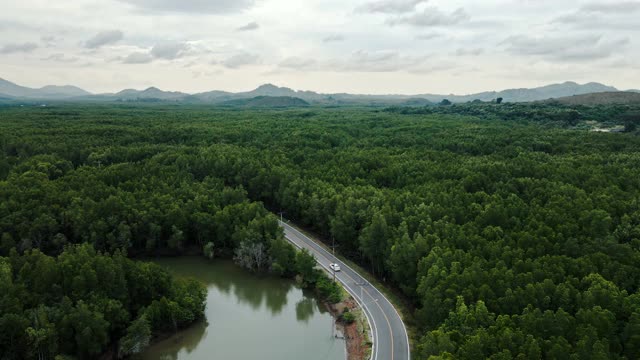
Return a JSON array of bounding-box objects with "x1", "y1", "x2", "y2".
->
[{"x1": 327, "y1": 297, "x2": 371, "y2": 360}]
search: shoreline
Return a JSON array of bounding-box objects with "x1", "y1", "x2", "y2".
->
[{"x1": 324, "y1": 297, "x2": 372, "y2": 360}]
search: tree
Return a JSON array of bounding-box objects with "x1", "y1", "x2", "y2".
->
[
  {"x1": 0, "y1": 244, "x2": 207, "y2": 358},
  {"x1": 621, "y1": 111, "x2": 640, "y2": 132},
  {"x1": 168, "y1": 226, "x2": 184, "y2": 252},
  {"x1": 388, "y1": 225, "x2": 417, "y2": 294},
  {"x1": 25, "y1": 307, "x2": 58, "y2": 360},
  {"x1": 1, "y1": 233, "x2": 15, "y2": 255},
  {"x1": 496, "y1": 97, "x2": 503, "y2": 104},
  {"x1": 233, "y1": 241, "x2": 268, "y2": 272},
  {"x1": 623, "y1": 312, "x2": 640, "y2": 358},
  {"x1": 118, "y1": 316, "x2": 151, "y2": 357},
  {"x1": 294, "y1": 249, "x2": 317, "y2": 285},
  {"x1": 203, "y1": 242, "x2": 215, "y2": 260},
  {"x1": 269, "y1": 237, "x2": 296, "y2": 276},
  {"x1": 359, "y1": 212, "x2": 389, "y2": 275},
  {"x1": 69, "y1": 301, "x2": 109, "y2": 358}
]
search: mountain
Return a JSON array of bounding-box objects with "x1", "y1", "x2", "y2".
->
[
  {"x1": 113, "y1": 87, "x2": 189, "y2": 101},
  {"x1": 213, "y1": 81, "x2": 619, "y2": 104},
  {"x1": 408, "y1": 81, "x2": 618, "y2": 103},
  {"x1": 39, "y1": 85, "x2": 90, "y2": 97},
  {"x1": 498, "y1": 82, "x2": 617, "y2": 102},
  {"x1": 0, "y1": 78, "x2": 91, "y2": 99},
  {"x1": 219, "y1": 96, "x2": 310, "y2": 108},
  {"x1": 0, "y1": 77, "x2": 631, "y2": 105},
  {"x1": 401, "y1": 98, "x2": 435, "y2": 107},
  {"x1": 243, "y1": 84, "x2": 298, "y2": 97},
  {"x1": 543, "y1": 92, "x2": 640, "y2": 106},
  {"x1": 192, "y1": 90, "x2": 234, "y2": 102}
]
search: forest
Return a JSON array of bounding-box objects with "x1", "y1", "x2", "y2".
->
[{"x1": 0, "y1": 102, "x2": 639, "y2": 359}]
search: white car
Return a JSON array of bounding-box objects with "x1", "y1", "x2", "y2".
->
[{"x1": 329, "y1": 263, "x2": 341, "y2": 272}]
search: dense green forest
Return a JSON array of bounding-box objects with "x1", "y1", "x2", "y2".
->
[
  {"x1": 0, "y1": 104, "x2": 339, "y2": 359},
  {"x1": 1, "y1": 103, "x2": 639, "y2": 359},
  {"x1": 1, "y1": 244, "x2": 207, "y2": 359}
]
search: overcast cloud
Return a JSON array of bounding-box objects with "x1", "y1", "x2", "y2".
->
[
  {"x1": 581, "y1": 1, "x2": 640, "y2": 13},
  {"x1": 237, "y1": 22, "x2": 260, "y2": 31},
  {"x1": 502, "y1": 34, "x2": 629, "y2": 62},
  {"x1": 0, "y1": 42, "x2": 38, "y2": 54},
  {"x1": 222, "y1": 52, "x2": 261, "y2": 68},
  {"x1": 355, "y1": 0, "x2": 428, "y2": 14},
  {"x1": 0, "y1": 0, "x2": 638, "y2": 94},
  {"x1": 150, "y1": 41, "x2": 189, "y2": 60},
  {"x1": 123, "y1": 52, "x2": 154, "y2": 64},
  {"x1": 85, "y1": 30, "x2": 124, "y2": 48},
  {"x1": 386, "y1": 7, "x2": 469, "y2": 27},
  {"x1": 117, "y1": 0, "x2": 256, "y2": 14}
]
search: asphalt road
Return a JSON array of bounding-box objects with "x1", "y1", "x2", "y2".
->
[{"x1": 280, "y1": 220, "x2": 410, "y2": 360}]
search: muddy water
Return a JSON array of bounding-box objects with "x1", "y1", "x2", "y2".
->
[{"x1": 140, "y1": 257, "x2": 345, "y2": 360}]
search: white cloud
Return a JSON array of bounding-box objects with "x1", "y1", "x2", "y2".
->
[
  {"x1": 387, "y1": 7, "x2": 469, "y2": 27},
  {"x1": 123, "y1": 52, "x2": 153, "y2": 64},
  {"x1": 117, "y1": 0, "x2": 256, "y2": 14},
  {"x1": 0, "y1": 42, "x2": 38, "y2": 54},
  {"x1": 237, "y1": 22, "x2": 259, "y2": 31},
  {"x1": 455, "y1": 48, "x2": 483, "y2": 56},
  {"x1": 415, "y1": 32, "x2": 442, "y2": 40},
  {"x1": 150, "y1": 42, "x2": 189, "y2": 60},
  {"x1": 323, "y1": 35, "x2": 345, "y2": 42},
  {"x1": 42, "y1": 53, "x2": 79, "y2": 63},
  {"x1": 279, "y1": 57, "x2": 317, "y2": 69},
  {"x1": 502, "y1": 34, "x2": 629, "y2": 62},
  {"x1": 355, "y1": 0, "x2": 428, "y2": 14},
  {"x1": 581, "y1": 1, "x2": 640, "y2": 13},
  {"x1": 222, "y1": 52, "x2": 261, "y2": 68},
  {"x1": 85, "y1": 30, "x2": 124, "y2": 48}
]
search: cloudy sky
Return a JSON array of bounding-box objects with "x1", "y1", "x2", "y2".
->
[{"x1": 1, "y1": 0, "x2": 638, "y2": 94}]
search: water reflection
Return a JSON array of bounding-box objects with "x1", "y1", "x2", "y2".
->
[
  {"x1": 138, "y1": 320, "x2": 207, "y2": 360},
  {"x1": 160, "y1": 257, "x2": 292, "y2": 315},
  {"x1": 226, "y1": 276, "x2": 290, "y2": 315},
  {"x1": 295, "y1": 297, "x2": 315, "y2": 323},
  {"x1": 141, "y1": 257, "x2": 345, "y2": 360}
]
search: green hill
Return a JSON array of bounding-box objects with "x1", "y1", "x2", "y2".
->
[
  {"x1": 219, "y1": 96, "x2": 310, "y2": 108},
  {"x1": 546, "y1": 91, "x2": 640, "y2": 105}
]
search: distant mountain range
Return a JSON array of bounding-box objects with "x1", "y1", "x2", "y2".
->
[
  {"x1": 0, "y1": 77, "x2": 637, "y2": 106},
  {"x1": 543, "y1": 92, "x2": 640, "y2": 106},
  {"x1": 218, "y1": 96, "x2": 310, "y2": 108},
  {"x1": 0, "y1": 78, "x2": 90, "y2": 99}
]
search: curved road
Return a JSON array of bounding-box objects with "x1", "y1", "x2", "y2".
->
[{"x1": 280, "y1": 220, "x2": 410, "y2": 360}]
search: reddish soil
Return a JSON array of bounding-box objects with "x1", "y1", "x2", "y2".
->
[{"x1": 328, "y1": 298, "x2": 371, "y2": 360}]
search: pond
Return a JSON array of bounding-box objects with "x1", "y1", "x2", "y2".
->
[{"x1": 140, "y1": 257, "x2": 345, "y2": 360}]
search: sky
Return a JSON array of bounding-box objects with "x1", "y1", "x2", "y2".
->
[{"x1": 0, "y1": 0, "x2": 638, "y2": 95}]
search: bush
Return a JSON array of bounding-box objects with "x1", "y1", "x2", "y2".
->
[
  {"x1": 315, "y1": 275, "x2": 342, "y2": 304},
  {"x1": 340, "y1": 311, "x2": 356, "y2": 324}
]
